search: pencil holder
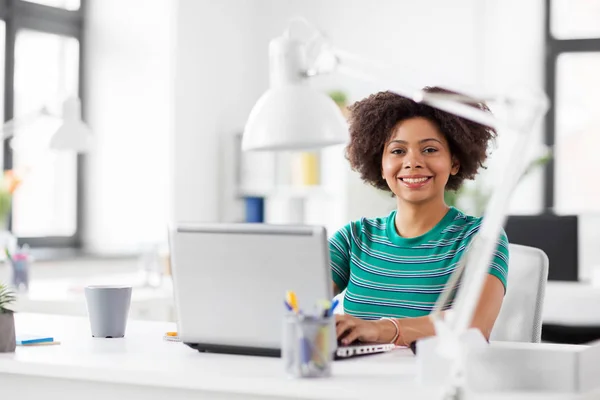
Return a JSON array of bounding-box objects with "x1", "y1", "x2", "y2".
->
[
  {"x1": 282, "y1": 313, "x2": 333, "y2": 378},
  {"x1": 9, "y1": 258, "x2": 30, "y2": 292}
]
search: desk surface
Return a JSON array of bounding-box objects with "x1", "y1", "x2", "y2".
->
[
  {"x1": 8, "y1": 271, "x2": 600, "y2": 328},
  {"x1": 544, "y1": 282, "x2": 600, "y2": 326},
  {"x1": 1, "y1": 314, "x2": 594, "y2": 400},
  {"x1": 1, "y1": 313, "x2": 436, "y2": 400}
]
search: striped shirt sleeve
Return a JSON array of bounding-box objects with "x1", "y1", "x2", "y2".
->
[
  {"x1": 489, "y1": 230, "x2": 510, "y2": 293},
  {"x1": 329, "y1": 223, "x2": 353, "y2": 291},
  {"x1": 464, "y1": 222, "x2": 510, "y2": 293}
]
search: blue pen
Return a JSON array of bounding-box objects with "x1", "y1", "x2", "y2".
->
[{"x1": 327, "y1": 298, "x2": 339, "y2": 317}]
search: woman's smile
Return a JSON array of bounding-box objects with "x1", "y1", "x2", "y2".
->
[{"x1": 398, "y1": 175, "x2": 433, "y2": 189}]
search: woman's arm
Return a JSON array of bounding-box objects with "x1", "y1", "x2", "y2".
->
[
  {"x1": 336, "y1": 274, "x2": 505, "y2": 345},
  {"x1": 330, "y1": 224, "x2": 353, "y2": 296},
  {"x1": 395, "y1": 274, "x2": 504, "y2": 344}
]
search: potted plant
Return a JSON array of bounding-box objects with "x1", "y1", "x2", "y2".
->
[
  {"x1": 0, "y1": 170, "x2": 22, "y2": 264},
  {"x1": 0, "y1": 281, "x2": 16, "y2": 352}
]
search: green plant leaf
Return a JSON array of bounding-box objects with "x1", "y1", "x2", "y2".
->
[{"x1": 328, "y1": 90, "x2": 348, "y2": 106}]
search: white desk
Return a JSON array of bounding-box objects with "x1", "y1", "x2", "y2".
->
[
  {"x1": 543, "y1": 282, "x2": 600, "y2": 326},
  {"x1": 0, "y1": 314, "x2": 594, "y2": 400}
]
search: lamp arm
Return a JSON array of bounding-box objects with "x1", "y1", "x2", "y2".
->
[
  {"x1": 0, "y1": 106, "x2": 50, "y2": 141},
  {"x1": 435, "y1": 127, "x2": 533, "y2": 332},
  {"x1": 309, "y1": 43, "x2": 550, "y2": 133}
]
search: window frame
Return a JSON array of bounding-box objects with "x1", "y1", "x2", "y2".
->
[
  {"x1": 543, "y1": 0, "x2": 600, "y2": 209},
  {"x1": 0, "y1": 0, "x2": 85, "y2": 248}
]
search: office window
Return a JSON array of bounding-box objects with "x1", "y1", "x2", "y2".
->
[
  {"x1": 0, "y1": 1, "x2": 84, "y2": 247},
  {"x1": 11, "y1": 30, "x2": 79, "y2": 237},
  {"x1": 0, "y1": 22, "x2": 5, "y2": 126},
  {"x1": 21, "y1": 0, "x2": 80, "y2": 11},
  {"x1": 551, "y1": 0, "x2": 600, "y2": 39},
  {"x1": 544, "y1": 0, "x2": 600, "y2": 212},
  {"x1": 554, "y1": 53, "x2": 600, "y2": 213}
]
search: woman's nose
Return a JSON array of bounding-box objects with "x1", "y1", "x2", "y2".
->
[{"x1": 403, "y1": 150, "x2": 424, "y2": 168}]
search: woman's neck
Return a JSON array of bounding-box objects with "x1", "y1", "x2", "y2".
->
[{"x1": 394, "y1": 199, "x2": 450, "y2": 239}]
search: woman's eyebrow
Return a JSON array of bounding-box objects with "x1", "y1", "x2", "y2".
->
[
  {"x1": 419, "y1": 138, "x2": 443, "y2": 144},
  {"x1": 388, "y1": 138, "x2": 443, "y2": 145}
]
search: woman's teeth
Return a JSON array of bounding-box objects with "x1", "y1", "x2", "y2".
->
[{"x1": 402, "y1": 177, "x2": 429, "y2": 184}]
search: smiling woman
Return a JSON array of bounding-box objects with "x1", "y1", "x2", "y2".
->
[
  {"x1": 382, "y1": 118, "x2": 459, "y2": 207},
  {"x1": 330, "y1": 87, "x2": 508, "y2": 348}
]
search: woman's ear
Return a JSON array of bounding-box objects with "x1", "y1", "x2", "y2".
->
[{"x1": 451, "y1": 157, "x2": 460, "y2": 176}]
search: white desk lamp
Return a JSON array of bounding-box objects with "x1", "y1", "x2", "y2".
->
[
  {"x1": 0, "y1": 96, "x2": 92, "y2": 255},
  {"x1": 243, "y1": 26, "x2": 348, "y2": 151},
  {"x1": 1, "y1": 97, "x2": 92, "y2": 158},
  {"x1": 244, "y1": 18, "x2": 600, "y2": 398}
]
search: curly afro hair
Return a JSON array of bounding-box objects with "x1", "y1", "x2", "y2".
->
[{"x1": 345, "y1": 87, "x2": 497, "y2": 192}]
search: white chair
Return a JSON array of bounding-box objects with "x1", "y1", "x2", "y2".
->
[
  {"x1": 332, "y1": 243, "x2": 549, "y2": 343},
  {"x1": 490, "y1": 243, "x2": 548, "y2": 343}
]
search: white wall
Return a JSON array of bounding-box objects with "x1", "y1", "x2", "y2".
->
[
  {"x1": 83, "y1": 0, "x2": 174, "y2": 254},
  {"x1": 173, "y1": 1, "x2": 267, "y2": 225},
  {"x1": 480, "y1": 0, "x2": 546, "y2": 215},
  {"x1": 172, "y1": 0, "x2": 546, "y2": 232},
  {"x1": 79, "y1": 0, "x2": 549, "y2": 252}
]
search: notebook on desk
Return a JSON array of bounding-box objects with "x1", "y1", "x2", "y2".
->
[{"x1": 169, "y1": 223, "x2": 394, "y2": 360}]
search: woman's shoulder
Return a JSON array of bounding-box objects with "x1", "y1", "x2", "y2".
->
[
  {"x1": 332, "y1": 211, "x2": 394, "y2": 238},
  {"x1": 444, "y1": 208, "x2": 509, "y2": 243},
  {"x1": 441, "y1": 208, "x2": 484, "y2": 237}
]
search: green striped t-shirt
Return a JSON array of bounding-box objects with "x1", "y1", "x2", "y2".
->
[{"x1": 329, "y1": 207, "x2": 509, "y2": 320}]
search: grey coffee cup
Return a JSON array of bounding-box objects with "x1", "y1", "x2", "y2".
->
[{"x1": 84, "y1": 285, "x2": 132, "y2": 338}]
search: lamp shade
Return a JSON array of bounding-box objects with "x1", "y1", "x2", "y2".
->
[
  {"x1": 242, "y1": 86, "x2": 348, "y2": 151},
  {"x1": 49, "y1": 97, "x2": 93, "y2": 152}
]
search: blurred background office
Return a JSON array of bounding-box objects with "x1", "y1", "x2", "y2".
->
[{"x1": 0, "y1": 0, "x2": 598, "y2": 342}]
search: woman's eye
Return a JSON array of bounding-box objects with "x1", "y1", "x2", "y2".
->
[
  {"x1": 423, "y1": 147, "x2": 438, "y2": 154},
  {"x1": 391, "y1": 149, "x2": 405, "y2": 155}
]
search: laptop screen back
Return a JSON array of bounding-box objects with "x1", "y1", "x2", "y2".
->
[{"x1": 170, "y1": 223, "x2": 332, "y2": 351}]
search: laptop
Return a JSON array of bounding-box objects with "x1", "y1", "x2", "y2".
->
[{"x1": 169, "y1": 223, "x2": 394, "y2": 359}]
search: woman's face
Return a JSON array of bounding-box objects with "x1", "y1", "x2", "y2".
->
[{"x1": 381, "y1": 117, "x2": 459, "y2": 206}]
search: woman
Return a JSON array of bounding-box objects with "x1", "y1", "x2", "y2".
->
[{"x1": 331, "y1": 87, "x2": 509, "y2": 347}]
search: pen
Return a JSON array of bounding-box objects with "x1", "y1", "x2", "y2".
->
[
  {"x1": 284, "y1": 300, "x2": 293, "y2": 312},
  {"x1": 317, "y1": 299, "x2": 331, "y2": 318},
  {"x1": 295, "y1": 318, "x2": 312, "y2": 375},
  {"x1": 4, "y1": 248, "x2": 12, "y2": 263},
  {"x1": 286, "y1": 290, "x2": 299, "y2": 314},
  {"x1": 328, "y1": 298, "x2": 339, "y2": 317}
]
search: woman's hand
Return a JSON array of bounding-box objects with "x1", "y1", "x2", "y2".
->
[{"x1": 335, "y1": 314, "x2": 384, "y2": 345}]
